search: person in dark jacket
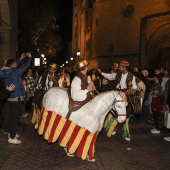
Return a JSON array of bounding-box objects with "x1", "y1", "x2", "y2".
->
[{"x1": 0, "y1": 52, "x2": 32, "y2": 144}]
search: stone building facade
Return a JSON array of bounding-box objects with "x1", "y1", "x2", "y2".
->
[
  {"x1": 0, "y1": 0, "x2": 18, "y2": 66},
  {"x1": 72, "y1": 0, "x2": 170, "y2": 69}
]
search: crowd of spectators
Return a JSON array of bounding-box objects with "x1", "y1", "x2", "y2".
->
[{"x1": 0, "y1": 55, "x2": 170, "y2": 143}]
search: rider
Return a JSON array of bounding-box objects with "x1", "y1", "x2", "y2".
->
[
  {"x1": 37, "y1": 63, "x2": 60, "y2": 90},
  {"x1": 65, "y1": 59, "x2": 96, "y2": 162},
  {"x1": 111, "y1": 62, "x2": 119, "y2": 73},
  {"x1": 98, "y1": 60, "x2": 137, "y2": 141},
  {"x1": 70, "y1": 59, "x2": 94, "y2": 102},
  {"x1": 98, "y1": 60, "x2": 137, "y2": 90}
]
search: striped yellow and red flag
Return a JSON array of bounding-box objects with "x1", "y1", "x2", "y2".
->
[{"x1": 35, "y1": 107, "x2": 98, "y2": 161}]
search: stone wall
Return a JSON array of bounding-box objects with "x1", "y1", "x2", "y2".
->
[
  {"x1": 72, "y1": 0, "x2": 170, "y2": 69},
  {"x1": 0, "y1": 0, "x2": 18, "y2": 66}
]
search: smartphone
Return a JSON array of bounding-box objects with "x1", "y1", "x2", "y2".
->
[{"x1": 34, "y1": 58, "x2": 40, "y2": 66}]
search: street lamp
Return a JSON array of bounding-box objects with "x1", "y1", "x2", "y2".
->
[
  {"x1": 41, "y1": 54, "x2": 45, "y2": 58},
  {"x1": 70, "y1": 57, "x2": 73, "y2": 61},
  {"x1": 66, "y1": 61, "x2": 68, "y2": 64},
  {"x1": 77, "y1": 49, "x2": 80, "y2": 59}
]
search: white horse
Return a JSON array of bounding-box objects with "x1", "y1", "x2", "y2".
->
[{"x1": 42, "y1": 87, "x2": 126, "y2": 133}]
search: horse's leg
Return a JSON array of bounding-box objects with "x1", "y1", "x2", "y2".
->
[
  {"x1": 122, "y1": 116, "x2": 131, "y2": 139},
  {"x1": 122, "y1": 104, "x2": 132, "y2": 141},
  {"x1": 104, "y1": 113, "x2": 118, "y2": 137},
  {"x1": 106, "y1": 118, "x2": 118, "y2": 137}
]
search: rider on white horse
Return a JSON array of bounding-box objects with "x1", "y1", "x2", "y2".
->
[
  {"x1": 98, "y1": 60, "x2": 137, "y2": 141},
  {"x1": 66, "y1": 59, "x2": 96, "y2": 161}
]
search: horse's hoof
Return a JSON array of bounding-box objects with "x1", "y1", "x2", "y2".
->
[
  {"x1": 112, "y1": 131, "x2": 116, "y2": 136},
  {"x1": 87, "y1": 158, "x2": 96, "y2": 162},
  {"x1": 64, "y1": 147, "x2": 75, "y2": 157},
  {"x1": 125, "y1": 137, "x2": 131, "y2": 141}
]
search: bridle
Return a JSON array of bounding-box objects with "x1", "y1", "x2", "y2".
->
[
  {"x1": 101, "y1": 92, "x2": 126, "y2": 118},
  {"x1": 126, "y1": 91, "x2": 142, "y2": 113},
  {"x1": 111, "y1": 98, "x2": 126, "y2": 117}
]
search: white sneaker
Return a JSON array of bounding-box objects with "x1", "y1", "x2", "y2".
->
[
  {"x1": 164, "y1": 137, "x2": 170, "y2": 142},
  {"x1": 21, "y1": 113, "x2": 28, "y2": 117},
  {"x1": 151, "y1": 129, "x2": 160, "y2": 134},
  {"x1": 8, "y1": 134, "x2": 20, "y2": 139},
  {"x1": 151, "y1": 128, "x2": 156, "y2": 133},
  {"x1": 8, "y1": 138, "x2": 21, "y2": 144},
  {"x1": 86, "y1": 155, "x2": 96, "y2": 162},
  {"x1": 125, "y1": 137, "x2": 131, "y2": 141},
  {"x1": 112, "y1": 131, "x2": 116, "y2": 136},
  {"x1": 64, "y1": 147, "x2": 75, "y2": 157},
  {"x1": 3, "y1": 131, "x2": 9, "y2": 135},
  {"x1": 23, "y1": 113, "x2": 28, "y2": 117},
  {"x1": 16, "y1": 134, "x2": 20, "y2": 138}
]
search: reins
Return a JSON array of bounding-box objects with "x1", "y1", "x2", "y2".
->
[{"x1": 99, "y1": 92, "x2": 126, "y2": 118}]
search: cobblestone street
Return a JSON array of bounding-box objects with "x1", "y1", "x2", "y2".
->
[{"x1": 0, "y1": 114, "x2": 170, "y2": 170}]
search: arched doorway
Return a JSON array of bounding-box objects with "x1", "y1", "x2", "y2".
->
[
  {"x1": 140, "y1": 12, "x2": 170, "y2": 69},
  {"x1": 158, "y1": 46, "x2": 170, "y2": 68}
]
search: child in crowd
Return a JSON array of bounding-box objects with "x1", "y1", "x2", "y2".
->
[
  {"x1": 20, "y1": 79, "x2": 29, "y2": 117},
  {"x1": 150, "y1": 85, "x2": 164, "y2": 134}
]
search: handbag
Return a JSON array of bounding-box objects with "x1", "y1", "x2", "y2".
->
[{"x1": 164, "y1": 106, "x2": 170, "y2": 129}]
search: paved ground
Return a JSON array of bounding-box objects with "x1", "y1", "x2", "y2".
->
[{"x1": 0, "y1": 114, "x2": 170, "y2": 170}]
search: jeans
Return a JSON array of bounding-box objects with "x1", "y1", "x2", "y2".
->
[{"x1": 8, "y1": 101, "x2": 21, "y2": 139}]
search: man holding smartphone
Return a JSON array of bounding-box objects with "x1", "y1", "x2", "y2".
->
[{"x1": 0, "y1": 53, "x2": 32, "y2": 144}]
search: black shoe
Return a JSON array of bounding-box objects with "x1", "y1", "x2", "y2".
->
[
  {"x1": 148, "y1": 119, "x2": 154, "y2": 124},
  {"x1": 161, "y1": 129, "x2": 168, "y2": 134},
  {"x1": 142, "y1": 114, "x2": 147, "y2": 117},
  {"x1": 160, "y1": 126, "x2": 167, "y2": 131}
]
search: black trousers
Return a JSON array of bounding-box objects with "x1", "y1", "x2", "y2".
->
[
  {"x1": 152, "y1": 110, "x2": 160, "y2": 130},
  {"x1": 0, "y1": 103, "x2": 3, "y2": 127},
  {"x1": 8, "y1": 101, "x2": 21, "y2": 139},
  {"x1": 2, "y1": 102, "x2": 11, "y2": 132},
  {"x1": 26, "y1": 97, "x2": 33, "y2": 112}
]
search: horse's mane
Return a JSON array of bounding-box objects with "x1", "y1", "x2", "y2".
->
[
  {"x1": 124, "y1": 89, "x2": 140, "y2": 96},
  {"x1": 116, "y1": 91, "x2": 127, "y2": 102},
  {"x1": 90, "y1": 90, "x2": 120, "y2": 104}
]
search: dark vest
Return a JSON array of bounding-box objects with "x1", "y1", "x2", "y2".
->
[
  {"x1": 115, "y1": 71, "x2": 134, "y2": 89},
  {"x1": 41, "y1": 73, "x2": 59, "y2": 90},
  {"x1": 66, "y1": 72, "x2": 92, "y2": 119},
  {"x1": 76, "y1": 72, "x2": 92, "y2": 101}
]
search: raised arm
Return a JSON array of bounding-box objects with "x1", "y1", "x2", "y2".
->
[{"x1": 98, "y1": 69, "x2": 116, "y2": 81}]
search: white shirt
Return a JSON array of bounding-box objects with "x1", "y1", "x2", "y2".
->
[
  {"x1": 71, "y1": 76, "x2": 88, "y2": 101},
  {"x1": 101, "y1": 72, "x2": 137, "y2": 89},
  {"x1": 161, "y1": 77, "x2": 169, "y2": 91}
]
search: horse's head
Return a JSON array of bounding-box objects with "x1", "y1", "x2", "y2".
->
[
  {"x1": 112, "y1": 91, "x2": 127, "y2": 123},
  {"x1": 125, "y1": 89, "x2": 142, "y2": 114}
]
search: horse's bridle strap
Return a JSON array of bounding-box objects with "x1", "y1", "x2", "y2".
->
[{"x1": 112, "y1": 100, "x2": 124, "y2": 105}]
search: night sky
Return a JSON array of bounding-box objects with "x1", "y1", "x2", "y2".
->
[{"x1": 58, "y1": 0, "x2": 73, "y2": 43}]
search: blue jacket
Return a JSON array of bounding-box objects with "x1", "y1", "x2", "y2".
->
[{"x1": 0, "y1": 58, "x2": 32, "y2": 98}]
